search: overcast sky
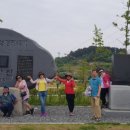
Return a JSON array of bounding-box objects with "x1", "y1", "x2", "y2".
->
[{"x1": 0, "y1": 0, "x2": 128, "y2": 57}]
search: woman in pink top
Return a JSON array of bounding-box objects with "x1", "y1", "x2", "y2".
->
[{"x1": 15, "y1": 75, "x2": 34, "y2": 115}]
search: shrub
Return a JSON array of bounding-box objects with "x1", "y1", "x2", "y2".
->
[{"x1": 29, "y1": 84, "x2": 91, "y2": 106}]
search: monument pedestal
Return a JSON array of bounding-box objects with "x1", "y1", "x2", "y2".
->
[
  {"x1": 0, "y1": 87, "x2": 23, "y2": 116},
  {"x1": 109, "y1": 85, "x2": 130, "y2": 110}
]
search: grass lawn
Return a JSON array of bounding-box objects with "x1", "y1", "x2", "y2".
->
[{"x1": 0, "y1": 124, "x2": 130, "y2": 130}]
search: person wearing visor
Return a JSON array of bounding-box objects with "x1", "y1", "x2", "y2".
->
[{"x1": 55, "y1": 73, "x2": 76, "y2": 116}]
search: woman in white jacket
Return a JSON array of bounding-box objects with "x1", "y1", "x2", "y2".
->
[{"x1": 28, "y1": 72, "x2": 53, "y2": 117}]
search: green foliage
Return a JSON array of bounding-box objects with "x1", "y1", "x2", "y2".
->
[
  {"x1": 92, "y1": 25, "x2": 113, "y2": 62},
  {"x1": 78, "y1": 59, "x2": 89, "y2": 84},
  {"x1": 92, "y1": 25, "x2": 104, "y2": 47},
  {"x1": 94, "y1": 47, "x2": 112, "y2": 62},
  {"x1": 55, "y1": 46, "x2": 125, "y2": 65},
  {"x1": 29, "y1": 84, "x2": 91, "y2": 106},
  {"x1": 79, "y1": 126, "x2": 97, "y2": 130},
  {"x1": 20, "y1": 128, "x2": 34, "y2": 130},
  {"x1": 75, "y1": 85, "x2": 91, "y2": 105},
  {"x1": 113, "y1": 0, "x2": 130, "y2": 53},
  {"x1": 55, "y1": 47, "x2": 113, "y2": 81},
  {"x1": 30, "y1": 88, "x2": 37, "y2": 95}
]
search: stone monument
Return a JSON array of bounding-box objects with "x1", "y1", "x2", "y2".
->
[
  {"x1": 109, "y1": 54, "x2": 130, "y2": 110},
  {"x1": 0, "y1": 28, "x2": 57, "y2": 87}
]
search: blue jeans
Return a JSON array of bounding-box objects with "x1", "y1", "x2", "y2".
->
[
  {"x1": 38, "y1": 91, "x2": 47, "y2": 113},
  {"x1": 0, "y1": 103, "x2": 14, "y2": 117}
]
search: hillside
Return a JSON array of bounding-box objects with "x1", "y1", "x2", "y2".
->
[{"x1": 55, "y1": 46, "x2": 125, "y2": 66}]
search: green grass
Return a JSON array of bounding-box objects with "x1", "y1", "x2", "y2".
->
[
  {"x1": 0, "y1": 124, "x2": 130, "y2": 130},
  {"x1": 79, "y1": 126, "x2": 97, "y2": 130},
  {"x1": 29, "y1": 94, "x2": 91, "y2": 106},
  {"x1": 20, "y1": 128, "x2": 33, "y2": 130}
]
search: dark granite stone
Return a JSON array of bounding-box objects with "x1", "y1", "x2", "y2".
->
[{"x1": 0, "y1": 28, "x2": 57, "y2": 87}]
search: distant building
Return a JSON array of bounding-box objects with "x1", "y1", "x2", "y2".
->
[{"x1": 0, "y1": 28, "x2": 57, "y2": 87}]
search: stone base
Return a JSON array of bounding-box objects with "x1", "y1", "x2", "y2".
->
[
  {"x1": 0, "y1": 87, "x2": 23, "y2": 116},
  {"x1": 109, "y1": 85, "x2": 130, "y2": 110}
]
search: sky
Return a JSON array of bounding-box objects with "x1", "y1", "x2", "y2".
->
[{"x1": 0, "y1": 0, "x2": 128, "y2": 57}]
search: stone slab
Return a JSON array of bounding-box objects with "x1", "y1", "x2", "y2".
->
[
  {"x1": 109, "y1": 85, "x2": 130, "y2": 110},
  {"x1": 0, "y1": 28, "x2": 57, "y2": 88}
]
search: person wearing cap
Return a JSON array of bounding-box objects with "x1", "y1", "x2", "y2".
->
[
  {"x1": 27, "y1": 72, "x2": 53, "y2": 117},
  {"x1": 55, "y1": 73, "x2": 76, "y2": 116},
  {"x1": 0, "y1": 86, "x2": 17, "y2": 117},
  {"x1": 15, "y1": 75, "x2": 34, "y2": 115},
  {"x1": 99, "y1": 69, "x2": 111, "y2": 108},
  {"x1": 89, "y1": 69, "x2": 101, "y2": 121}
]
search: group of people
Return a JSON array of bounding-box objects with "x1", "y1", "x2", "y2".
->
[
  {"x1": 0, "y1": 72, "x2": 75, "y2": 117},
  {"x1": 0, "y1": 75, "x2": 34, "y2": 118},
  {"x1": 0, "y1": 69, "x2": 110, "y2": 121},
  {"x1": 28, "y1": 72, "x2": 76, "y2": 117}
]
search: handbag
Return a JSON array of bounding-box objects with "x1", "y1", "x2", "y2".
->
[
  {"x1": 84, "y1": 86, "x2": 92, "y2": 96},
  {"x1": 20, "y1": 91, "x2": 27, "y2": 97}
]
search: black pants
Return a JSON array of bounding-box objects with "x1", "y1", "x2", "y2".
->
[
  {"x1": 0, "y1": 103, "x2": 14, "y2": 117},
  {"x1": 66, "y1": 94, "x2": 75, "y2": 112},
  {"x1": 100, "y1": 88, "x2": 109, "y2": 106}
]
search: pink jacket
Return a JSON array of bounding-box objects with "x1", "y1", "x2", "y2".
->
[
  {"x1": 103, "y1": 74, "x2": 111, "y2": 88},
  {"x1": 15, "y1": 80, "x2": 29, "y2": 101}
]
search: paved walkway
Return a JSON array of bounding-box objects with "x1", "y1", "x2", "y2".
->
[{"x1": 0, "y1": 106, "x2": 130, "y2": 124}]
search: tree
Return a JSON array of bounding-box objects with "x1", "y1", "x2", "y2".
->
[
  {"x1": 79, "y1": 59, "x2": 88, "y2": 85},
  {"x1": 92, "y1": 25, "x2": 112, "y2": 62},
  {"x1": 92, "y1": 25, "x2": 104, "y2": 47},
  {"x1": 113, "y1": 0, "x2": 130, "y2": 54}
]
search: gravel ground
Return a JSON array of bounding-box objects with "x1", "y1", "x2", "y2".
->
[{"x1": 0, "y1": 106, "x2": 130, "y2": 124}]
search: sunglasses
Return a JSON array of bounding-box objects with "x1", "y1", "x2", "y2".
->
[{"x1": 17, "y1": 76, "x2": 21, "y2": 79}]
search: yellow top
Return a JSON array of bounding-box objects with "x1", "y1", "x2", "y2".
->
[{"x1": 37, "y1": 79, "x2": 47, "y2": 91}]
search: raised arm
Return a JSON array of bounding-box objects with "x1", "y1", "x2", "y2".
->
[
  {"x1": 27, "y1": 76, "x2": 38, "y2": 84},
  {"x1": 30, "y1": 79, "x2": 38, "y2": 84},
  {"x1": 14, "y1": 81, "x2": 19, "y2": 88},
  {"x1": 46, "y1": 78, "x2": 54, "y2": 83},
  {"x1": 55, "y1": 76, "x2": 66, "y2": 84}
]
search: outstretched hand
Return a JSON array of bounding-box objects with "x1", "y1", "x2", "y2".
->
[
  {"x1": 54, "y1": 75, "x2": 60, "y2": 80},
  {"x1": 27, "y1": 76, "x2": 32, "y2": 79},
  {"x1": 54, "y1": 75, "x2": 57, "y2": 79}
]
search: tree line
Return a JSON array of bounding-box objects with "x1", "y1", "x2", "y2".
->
[{"x1": 55, "y1": 46, "x2": 125, "y2": 66}]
